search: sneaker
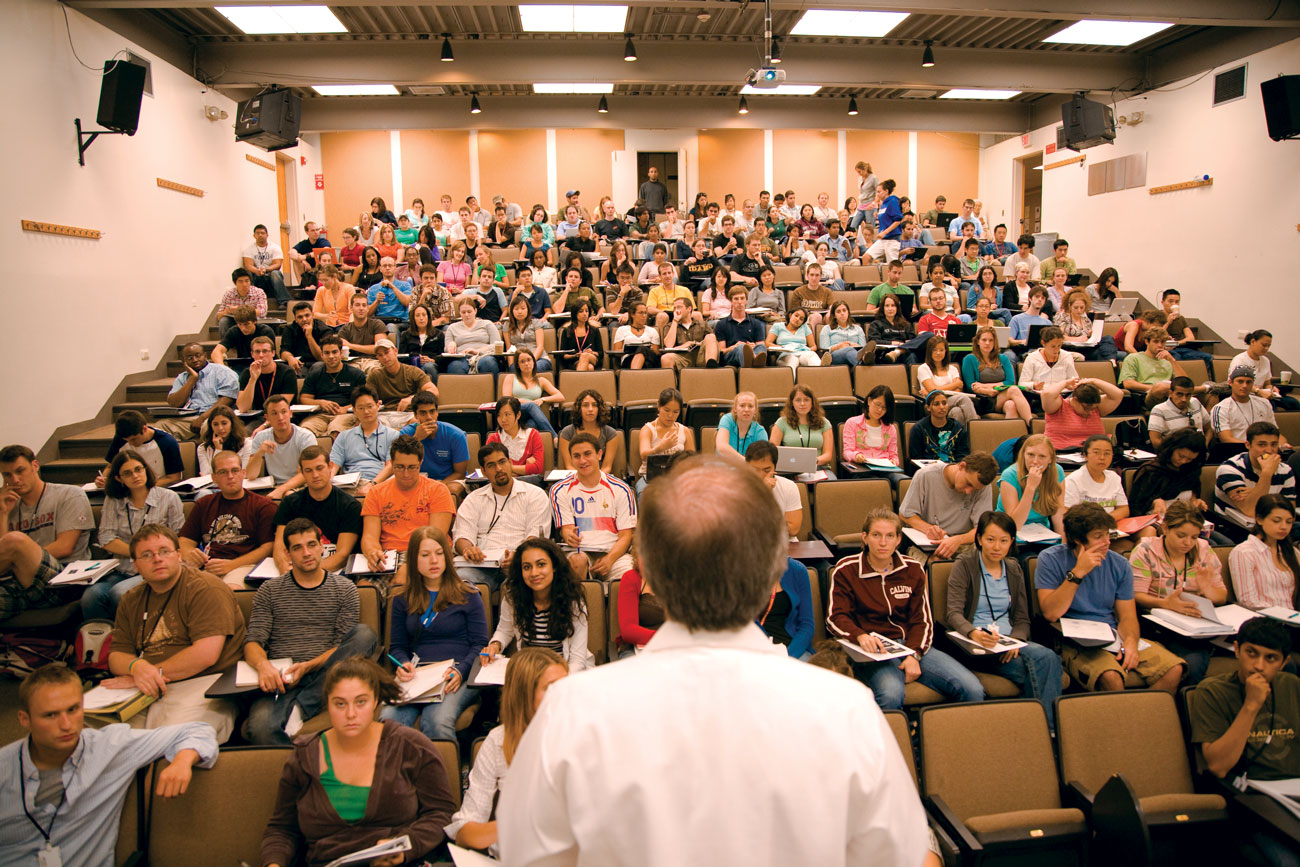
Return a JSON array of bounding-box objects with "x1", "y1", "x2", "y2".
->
[
  {"x1": 705, "y1": 357, "x2": 719, "y2": 369},
  {"x1": 858, "y1": 340, "x2": 877, "y2": 365},
  {"x1": 821, "y1": 351, "x2": 833, "y2": 366},
  {"x1": 742, "y1": 344, "x2": 755, "y2": 368}
]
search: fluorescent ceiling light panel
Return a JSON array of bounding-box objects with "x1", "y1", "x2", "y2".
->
[
  {"x1": 939, "y1": 88, "x2": 1021, "y2": 100},
  {"x1": 1043, "y1": 20, "x2": 1173, "y2": 46},
  {"x1": 532, "y1": 83, "x2": 615, "y2": 94},
  {"x1": 312, "y1": 84, "x2": 400, "y2": 96},
  {"x1": 519, "y1": 5, "x2": 628, "y2": 33},
  {"x1": 790, "y1": 10, "x2": 909, "y2": 38},
  {"x1": 215, "y1": 5, "x2": 347, "y2": 34},
  {"x1": 739, "y1": 84, "x2": 823, "y2": 95}
]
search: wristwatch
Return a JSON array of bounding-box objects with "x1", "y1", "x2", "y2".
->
[{"x1": 1065, "y1": 571, "x2": 1083, "y2": 585}]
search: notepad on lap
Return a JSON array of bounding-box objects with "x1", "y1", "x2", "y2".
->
[
  {"x1": 50, "y1": 560, "x2": 117, "y2": 586},
  {"x1": 449, "y1": 843, "x2": 500, "y2": 866},
  {"x1": 397, "y1": 659, "x2": 457, "y2": 704},
  {"x1": 471, "y1": 656, "x2": 510, "y2": 687},
  {"x1": 235, "y1": 658, "x2": 292, "y2": 687}
]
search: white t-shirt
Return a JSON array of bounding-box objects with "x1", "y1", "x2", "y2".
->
[
  {"x1": 917, "y1": 363, "x2": 963, "y2": 392},
  {"x1": 615, "y1": 325, "x2": 660, "y2": 348},
  {"x1": 1230, "y1": 351, "x2": 1272, "y2": 389},
  {"x1": 1064, "y1": 468, "x2": 1128, "y2": 511},
  {"x1": 242, "y1": 242, "x2": 283, "y2": 270},
  {"x1": 250, "y1": 425, "x2": 317, "y2": 484}
]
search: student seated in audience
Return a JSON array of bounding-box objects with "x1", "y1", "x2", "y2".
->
[
  {"x1": 635, "y1": 389, "x2": 694, "y2": 494},
  {"x1": 488, "y1": 397, "x2": 545, "y2": 481},
  {"x1": 1018, "y1": 326, "x2": 1080, "y2": 391},
  {"x1": 715, "y1": 287, "x2": 770, "y2": 368},
  {"x1": 234, "y1": 336, "x2": 298, "y2": 413},
  {"x1": 446, "y1": 647, "x2": 566, "y2": 856},
  {"x1": 867, "y1": 293, "x2": 918, "y2": 364},
  {"x1": 85, "y1": 450, "x2": 185, "y2": 621},
  {"x1": 329, "y1": 386, "x2": 398, "y2": 485},
  {"x1": 1036, "y1": 503, "x2": 1186, "y2": 692},
  {"x1": 1038, "y1": 237, "x2": 1075, "y2": 280},
  {"x1": 1007, "y1": 285, "x2": 1053, "y2": 355},
  {"x1": 243, "y1": 518, "x2": 378, "y2": 745},
  {"x1": 745, "y1": 266, "x2": 786, "y2": 324},
  {"x1": 1064, "y1": 434, "x2": 1132, "y2": 549},
  {"x1": 96, "y1": 409, "x2": 183, "y2": 488},
  {"x1": 213, "y1": 305, "x2": 276, "y2": 367},
  {"x1": 444, "y1": 298, "x2": 504, "y2": 376},
  {"x1": 917, "y1": 336, "x2": 979, "y2": 426},
  {"x1": 297, "y1": 334, "x2": 367, "y2": 438},
  {"x1": 1041, "y1": 377, "x2": 1124, "y2": 451},
  {"x1": 482, "y1": 537, "x2": 594, "y2": 672},
  {"x1": 1155, "y1": 287, "x2": 1210, "y2": 366},
  {"x1": 864, "y1": 260, "x2": 912, "y2": 317},
  {"x1": 1211, "y1": 366, "x2": 1288, "y2": 460},
  {"x1": 660, "y1": 295, "x2": 719, "y2": 369},
  {"x1": 917, "y1": 288, "x2": 963, "y2": 338},
  {"x1": 261, "y1": 657, "x2": 455, "y2": 867},
  {"x1": 966, "y1": 266, "x2": 1015, "y2": 322},
  {"x1": 552, "y1": 266, "x2": 603, "y2": 317},
  {"x1": 770, "y1": 384, "x2": 835, "y2": 472},
  {"x1": 501, "y1": 348, "x2": 562, "y2": 432},
  {"x1": 503, "y1": 290, "x2": 550, "y2": 364},
  {"x1": 194, "y1": 405, "x2": 251, "y2": 475},
  {"x1": 154, "y1": 342, "x2": 241, "y2": 441},
  {"x1": 465, "y1": 262, "x2": 508, "y2": 322},
  {"x1": 437, "y1": 240, "x2": 473, "y2": 295},
  {"x1": 367, "y1": 338, "x2": 436, "y2": 429},
  {"x1": 3, "y1": 663, "x2": 217, "y2": 865},
  {"x1": 1128, "y1": 428, "x2": 1213, "y2": 521},
  {"x1": 179, "y1": 450, "x2": 275, "y2": 586},
  {"x1": 241, "y1": 223, "x2": 288, "y2": 302},
  {"x1": 788, "y1": 262, "x2": 834, "y2": 334},
  {"x1": 272, "y1": 446, "x2": 361, "y2": 575},
  {"x1": 218, "y1": 268, "x2": 269, "y2": 334},
  {"x1": 452, "y1": 444, "x2": 551, "y2": 592},
  {"x1": 755, "y1": 557, "x2": 816, "y2": 660},
  {"x1": 1229, "y1": 494, "x2": 1300, "y2": 611},
  {"x1": 106, "y1": 523, "x2": 245, "y2": 741},
  {"x1": 398, "y1": 304, "x2": 443, "y2": 380},
  {"x1": 335, "y1": 292, "x2": 388, "y2": 376},
  {"x1": 842, "y1": 386, "x2": 907, "y2": 486},
  {"x1": 899, "y1": 452, "x2": 998, "y2": 562},
  {"x1": 908, "y1": 390, "x2": 970, "y2": 463},
  {"x1": 613, "y1": 302, "x2": 662, "y2": 369},
  {"x1": 1129, "y1": 501, "x2": 1227, "y2": 684},
  {"x1": 818, "y1": 300, "x2": 873, "y2": 367},
  {"x1": 968, "y1": 295, "x2": 1002, "y2": 333},
  {"x1": 558, "y1": 391, "x2": 621, "y2": 473},
  {"x1": 359, "y1": 436, "x2": 456, "y2": 583},
  {"x1": 827, "y1": 508, "x2": 985, "y2": 710},
  {"x1": 383, "y1": 526, "x2": 490, "y2": 741},
  {"x1": 998, "y1": 433, "x2": 1067, "y2": 537},
  {"x1": 961, "y1": 325, "x2": 1035, "y2": 425},
  {"x1": 1118, "y1": 308, "x2": 1166, "y2": 357},
  {"x1": 713, "y1": 391, "x2": 765, "y2": 467},
  {"x1": 353, "y1": 245, "x2": 383, "y2": 291},
  {"x1": 280, "y1": 301, "x2": 330, "y2": 374},
  {"x1": 1149, "y1": 375, "x2": 1210, "y2": 447},
  {"x1": 1, "y1": 444, "x2": 94, "y2": 569},
  {"x1": 616, "y1": 563, "x2": 662, "y2": 657},
  {"x1": 553, "y1": 432, "x2": 636, "y2": 583},
  {"x1": 1054, "y1": 290, "x2": 1119, "y2": 363},
  {"x1": 312, "y1": 265, "x2": 358, "y2": 330},
  {"x1": 1214, "y1": 422, "x2": 1295, "y2": 544},
  {"x1": 919, "y1": 260, "x2": 963, "y2": 317},
  {"x1": 246, "y1": 396, "x2": 315, "y2": 499},
  {"x1": 1230, "y1": 328, "x2": 1300, "y2": 411},
  {"x1": 1003, "y1": 233, "x2": 1041, "y2": 279},
  {"x1": 745, "y1": 441, "x2": 803, "y2": 540},
  {"x1": 766, "y1": 307, "x2": 821, "y2": 370},
  {"x1": 1119, "y1": 326, "x2": 1186, "y2": 409},
  {"x1": 946, "y1": 511, "x2": 1065, "y2": 728}
]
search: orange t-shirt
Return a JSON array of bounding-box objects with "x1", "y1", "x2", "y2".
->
[{"x1": 360, "y1": 476, "x2": 455, "y2": 550}]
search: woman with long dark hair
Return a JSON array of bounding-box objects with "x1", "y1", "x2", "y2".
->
[
  {"x1": 1230, "y1": 495, "x2": 1300, "y2": 611},
  {"x1": 482, "y1": 537, "x2": 593, "y2": 672}
]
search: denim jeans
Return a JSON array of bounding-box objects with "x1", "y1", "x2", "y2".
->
[
  {"x1": 244, "y1": 624, "x2": 379, "y2": 744},
  {"x1": 448, "y1": 355, "x2": 501, "y2": 375},
  {"x1": 418, "y1": 361, "x2": 440, "y2": 381},
  {"x1": 380, "y1": 676, "x2": 480, "y2": 741},
  {"x1": 79, "y1": 570, "x2": 142, "y2": 622},
  {"x1": 252, "y1": 270, "x2": 289, "y2": 303},
  {"x1": 519, "y1": 401, "x2": 557, "y2": 436},
  {"x1": 853, "y1": 647, "x2": 985, "y2": 711},
  {"x1": 1171, "y1": 346, "x2": 1213, "y2": 365},
  {"x1": 984, "y1": 640, "x2": 1063, "y2": 730},
  {"x1": 848, "y1": 209, "x2": 870, "y2": 231},
  {"x1": 829, "y1": 347, "x2": 862, "y2": 366}
]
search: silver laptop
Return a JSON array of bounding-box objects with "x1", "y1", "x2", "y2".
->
[
  {"x1": 1105, "y1": 297, "x2": 1137, "y2": 321},
  {"x1": 776, "y1": 446, "x2": 819, "y2": 474}
]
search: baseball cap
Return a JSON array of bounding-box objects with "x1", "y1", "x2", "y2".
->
[
  {"x1": 1229, "y1": 365, "x2": 1257, "y2": 381},
  {"x1": 492, "y1": 195, "x2": 504, "y2": 204},
  {"x1": 566, "y1": 189, "x2": 580, "y2": 198},
  {"x1": 374, "y1": 338, "x2": 397, "y2": 352}
]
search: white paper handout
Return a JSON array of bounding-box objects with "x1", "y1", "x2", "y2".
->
[
  {"x1": 323, "y1": 835, "x2": 413, "y2": 867},
  {"x1": 471, "y1": 656, "x2": 510, "y2": 687},
  {"x1": 1260, "y1": 606, "x2": 1300, "y2": 624},
  {"x1": 50, "y1": 560, "x2": 118, "y2": 586},
  {"x1": 247, "y1": 557, "x2": 283, "y2": 581},
  {"x1": 331, "y1": 472, "x2": 362, "y2": 488},
  {"x1": 236, "y1": 658, "x2": 293, "y2": 687},
  {"x1": 284, "y1": 704, "x2": 304, "y2": 737},
  {"x1": 1016, "y1": 523, "x2": 1062, "y2": 544},
  {"x1": 1145, "y1": 594, "x2": 1236, "y2": 637},
  {"x1": 837, "y1": 634, "x2": 915, "y2": 663},
  {"x1": 1059, "y1": 617, "x2": 1117, "y2": 645},
  {"x1": 545, "y1": 469, "x2": 576, "y2": 482},
  {"x1": 349, "y1": 551, "x2": 400, "y2": 574},
  {"x1": 1213, "y1": 604, "x2": 1264, "y2": 631},
  {"x1": 170, "y1": 474, "x2": 212, "y2": 491},
  {"x1": 453, "y1": 548, "x2": 506, "y2": 570},
  {"x1": 243, "y1": 475, "x2": 275, "y2": 491},
  {"x1": 902, "y1": 527, "x2": 939, "y2": 550},
  {"x1": 448, "y1": 843, "x2": 501, "y2": 866},
  {"x1": 398, "y1": 659, "x2": 457, "y2": 704},
  {"x1": 947, "y1": 630, "x2": 1029, "y2": 655},
  {"x1": 84, "y1": 684, "x2": 142, "y2": 711}
]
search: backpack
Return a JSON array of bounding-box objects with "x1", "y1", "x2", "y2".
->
[
  {"x1": 1112, "y1": 417, "x2": 1148, "y2": 451},
  {"x1": 0, "y1": 634, "x2": 69, "y2": 678},
  {"x1": 74, "y1": 619, "x2": 115, "y2": 673}
]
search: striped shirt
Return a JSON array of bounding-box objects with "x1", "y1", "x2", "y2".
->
[
  {"x1": 550, "y1": 472, "x2": 637, "y2": 552},
  {"x1": 1214, "y1": 453, "x2": 1296, "y2": 531},
  {"x1": 1044, "y1": 400, "x2": 1103, "y2": 450},
  {"x1": 245, "y1": 571, "x2": 360, "y2": 662},
  {"x1": 1228, "y1": 535, "x2": 1299, "y2": 610},
  {"x1": 528, "y1": 609, "x2": 565, "y2": 654}
]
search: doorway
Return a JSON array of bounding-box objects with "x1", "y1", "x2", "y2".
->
[
  {"x1": 636, "y1": 151, "x2": 679, "y2": 211},
  {"x1": 1015, "y1": 151, "x2": 1043, "y2": 235}
]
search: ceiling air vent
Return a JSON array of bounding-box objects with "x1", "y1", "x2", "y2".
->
[
  {"x1": 1213, "y1": 64, "x2": 1247, "y2": 106},
  {"x1": 898, "y1": 89, "x2": 937, "y2": 99},
  {"x1": 408, "y1": 86, "x2": 446, "y2": 96}
]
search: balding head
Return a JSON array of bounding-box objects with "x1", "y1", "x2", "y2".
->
[{"x1": 639, "y1": 456, "x2": 786, "y2": 631}]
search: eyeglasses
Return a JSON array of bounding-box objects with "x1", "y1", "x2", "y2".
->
[
  {"x1": 135, "y1": 548, "x2": 178, "y2": 562},
  {"x1": 120, "y1": 466, "x2": 148, "y2": 476}
]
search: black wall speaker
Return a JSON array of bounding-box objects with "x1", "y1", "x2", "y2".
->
[
  {"x1": 235, "y1": 88, "x2": 302, "y2": 151},
  {"x1": 1261, "y1": 74, "x2": 1300, "y2": 141},
  {"x1": 96, "y1": 60, "x2": 146, "y2": 135}
]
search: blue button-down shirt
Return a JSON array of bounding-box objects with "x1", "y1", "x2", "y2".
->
[
  {"x1": 329, "y1": 424, "x2": 398, "y2": 479},
  {"x1": 367, "y1": 279, "x2": 413, "y2": 320},
  {"x1": 0, "y1": 722, "x2": 217, "y2": 867},
  {"x1": 166, "y1": 363, "x2": 240, "y2": 412}
]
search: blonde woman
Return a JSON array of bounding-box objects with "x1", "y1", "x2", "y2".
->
[
  {"x1": 444, "y1": 647, "x2": 567, "y2": 854},
  {"x1": 356, "y1": 211, "x2": 380, "y2": 245},
  {"x1": 996, "y1": 433, "x2": 1066, "y2": 536}
]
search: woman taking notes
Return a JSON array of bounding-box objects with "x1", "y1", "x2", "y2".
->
[{"x1": 482, "y1": 538, "x2": 594, "y2": 672}]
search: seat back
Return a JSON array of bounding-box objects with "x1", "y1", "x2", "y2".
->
[
  {"x1": 968, "y1": 418, "x2": 1028, "y2": 455},
  {"x1": 116, "y1": 768, "x2": 146, "y2": 866},
  {"x1": 843, "y1": 263, "x2": 880, "y2": 288},
  {"x1": 805, "y1": 563, "x2": 825, "y2": 642},
  {"x1": 796, "y1": 365, "x2": 855, "y2": 401},
  {"x1": 619, "y1": 368, "x2": 677, "y2": 406},
  {"x1": 431, "y1": 739, "x2": 462, "y2": 807},
  {"x1": 699, "y1": 426, "x2": 718, "y2": 455},
  {"x1": 772, "y1": 264, "x2": 802, "y2": 286},
  {"x1": 739, "y1": 366, "x2": 795, "y2": 405},
  {"x1": 1056, "y1": 691, "x2": 1196, "y2": 799},
  {"x1": 854, "y1": 365, "x2": 910, "y2": 400},
  {"x1": 680, "y1": 367, "x2": 738, "y2": 405},
  {"x1": 920, "y1": 700, "x2": 1062, "y2": 819},
  {"x1": 581, "y1": 580, "x2": 607, "y2": 664},
  {"x1": 812, "y1": 480, "x2": 893, "y2": 547},
  {"x1": 607, "y1": 578, "x2": 622, "y2": 660},
  {"x1": 559, "y1": 370, "x2": 618, "y2": 410},
  {"x1": 1076, "y1": 360, "x2": 1116, "y2": 386},
  {"x1": 928, "y1": 559, "x2": 955, "y2": 629},
  {"x1": 884, "y1": 709, "x2": 919, "y2": 789},
  {"x1": 180, "y1": 440, "x2": 197, "y2": 477},
  {"x1": 795, "y1": 483, "x2": 812, "y2": 541},
  {"x1": 437, "y1": 373, "x2": 496, "y2": 409},
  {"x1": 464, "y1": 432, "x2": 483, "y2": 470},
  {"x1": 147, "y1": 746, "x2": 292, "y2": 865}
]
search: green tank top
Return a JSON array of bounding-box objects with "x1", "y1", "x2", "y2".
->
[{"x1": 320, "y1": 734, "x2": 371, "y2": 823}]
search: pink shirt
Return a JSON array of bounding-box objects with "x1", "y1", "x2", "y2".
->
[
  {"x1": 841, "y1": 416, "x2": 899, "y2": 465},
  {"x1": 1229, "y1": 535, "x2": 1299, "y2": 610},
  {"x1": 1045, "y1": 401, "x2": 1102, "y2": 450}
]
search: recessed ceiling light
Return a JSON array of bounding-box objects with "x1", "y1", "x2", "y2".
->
[
  {"x1": 1043, "y1": 20, "x2": 1173, "y2": 46},
  {"x1": 519, "y1": 5, "x2": 628, "y2": 33},
  {"x1": 532, "y1": 83, "x2": 615, "y2": 94},
  {"x1": 739, "y1": 84, "x2": 823, "y2": 95},
  {"x1": 311, "y1": 84, "x2": 399, "y2": 96},
  {"x1": 215, "y1": 5, "x2": 347, "y2": 34},
  {"x1": 790, "y1": 10, "x2": 909, "y2": 38},
  {"x1": 939, "y1": 88, "x2": 1022, "y2": 100}
]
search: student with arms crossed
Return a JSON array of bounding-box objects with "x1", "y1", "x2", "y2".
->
[
  {"x1": 1035, "y1": 503, "x2": 1186, "y2": 693},
  {"x1": 271, "y1": 446, "x2": 362, "y2": 575},
  {"x1": 1213, "y1": 422, "x2": 1295, "y2": 544},
  {"x1": 908, "y1": 390, "x2": 970, "y2": 463},
  {"x1": 243, "y1": 518, "x2": 378, "y2": 744},
  {"x1": 0, "y1": 663, "x2": 218, "y2": 867}
]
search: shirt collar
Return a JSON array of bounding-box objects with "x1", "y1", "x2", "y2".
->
[
  {"x1": 644, "y1": 620, "x2": 785, "y2": 656},
  {"x1": 858, "y1": 550, "x2": 907, "y2": 579}
]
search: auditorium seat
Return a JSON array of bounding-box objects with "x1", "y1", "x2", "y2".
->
[
  {"x1": 558, "y1": 370, "x2": 618, "y2": 416},
  {"x1": 853, "y1": 366, "x2": 918, "y2": 418},
  {"x1": 927, "y1": 560, "x2": 1021, "y2": 698},
  {"x1": 580, "y1": 580, "x2": 608, "y2": 664},
  {"x1": 812, "y1": 480, "x2": 893, "y2": 551},
  {"x1": 795, "y1": 366, "x2": 857, "y2": 426}
]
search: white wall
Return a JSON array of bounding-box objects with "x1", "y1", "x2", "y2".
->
[
  {"x1": 979, "y1": 37, "x2": 1300, "y2": 364},
  {"x1": 0, "y1": 0, "x2": 313, "y2": 451},
  {"x1": 613, "y1": 130, "x2": 702, "y2": 212}
]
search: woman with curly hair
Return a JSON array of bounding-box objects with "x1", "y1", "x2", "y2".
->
[{"x1": 482, "y1": 537, "x2": 593, "y2": 672}]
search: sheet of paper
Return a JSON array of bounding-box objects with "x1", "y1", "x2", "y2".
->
[
  {"x1": 84, "y1": 684, "x2": 142, "y2": 711},
  {"x1": 1016, "y1": 523, "x2": 1062, "y2": 543},
  {"x1": 448, "y1": 843, "x2": 501, "y2": 866},
  {"x1": 50, "y1": 560, "x2": 117, "y2": 586},
  {"x1": 1060, "y1": 617, "x2": 1116, "y2": 643},
  {"x1": 1055, "y1": 453, "x2": 1086, "y2": 465},
  {"x1": 236, "y1": 658, "x2": 293, "y2": 687},
  {"x1": 902, "y1": 527, "x2": 938, "y2": 550},
  {"x1": 323, "y1": 835, "x2": 413, "y2": 867},
  {"x1": 247, "y1": 557, "x2": 283, "y2": 581},
  {"x1": 837, "y1": 634, "x2": 915, "y2": 663},
  {"x1": 1122, "y1": 448, "x2": 1157, "y2": 461},
  {"x1": 1261, "y1": 606, "x2": 1300, "y2": 623},
  {"x1": 398, "y1": 659, "x2": 457, "y2": 704},
  {"x1": 331, "y1": 472, "x2": 362, "y2": 488},
  {"x1": 349, "y1": 551, "x2": 399, "y2": 574},
  {"x1": 863, "y1": 460, "x2": 901, "y2": 472},
  {"x1": 1214, "y1": 604, "x2": 1263, "y2": 631},
  {"x1": 911, "y1": 459, "x2": 943, "y2": 469},
  {"x1": 243, "y1": 475, "x2": 275, "y2": 490},
  {"x1": 82, "y1": 482, "x2": 100, "y2": 492},
  {"x1": 795, "y1": 470, "x2": 829, "y2": 483},
  {"x1": 471, "y1": 656, "x2": 510, "y2": 687},
  {"x1": 170, "y1": 475, "x2": 212, "y2": 490},
  {"x1": 290, "y1": 404, "x2": 318, "y2": 413},
  {"x1": 284, "y1": 704, "x2": 304, "y2": 737},
  {"x1": 946, "y1": 630, "x2": 1029, "y2": 655},
  {"x1": 453, "y1": 549, "x2": 505, "y2": 570},
  {"x1": 546, "y1": 469, "x2": 576, "y2": 482}
]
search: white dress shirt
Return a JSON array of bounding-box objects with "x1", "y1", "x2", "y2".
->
[
  {"x1": 498, "y1": 620, "x2": 928, "y2": 867},
  {"x1": 452, "y1": 480, "x2": 552, "y2": 554},
  {"x1": 446, "y1": 724, "x2": 508, "y2": 854}
]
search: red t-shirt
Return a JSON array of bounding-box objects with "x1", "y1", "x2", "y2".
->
[
  {"x1": 180, "y1": 491, "x2": 277, "y2": 560},
  {"x1": 1045, "y1": 401, "x2": 1103, "y2": 450},
  {"x1": 339, "y1": 243, "x2": 365, "y2": 267},
  {"x1": 917, "y1": 312, "x2": 961, "y2": 336}
]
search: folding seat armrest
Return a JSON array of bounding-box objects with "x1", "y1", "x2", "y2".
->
[
  {"x1": 1066, "y1": 780, "x2": 1096, "y2": 813},
  {"x1": 925, "y1": 794, "x2": 983, "y2": 857}
]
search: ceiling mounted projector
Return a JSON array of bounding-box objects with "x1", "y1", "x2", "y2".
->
[{"x1": 747, "y1": 67, "x2": 786, "y2": 88}]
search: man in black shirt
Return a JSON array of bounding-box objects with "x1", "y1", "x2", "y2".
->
[
  {"x1": 213, "y1": 306, "x2": 277, "y2": 365},
  {"x1": 290, "y1": 221, "x2": 332, "y2": 287},
  {"x1": 729, "y1": 235, "x2": 771, "y2": 288},
  {"x1": 711, "y1": 216, "x2": 744, "y2": 260},
  {"x1": 564, "y1": 221, "x2": 597, "y2": 254},
  {"x1": 235, "y1": 336, "x2": 298, "y2": 412},
  {"x1": 271, "y1": 446, "x2": 362, "y2": 573},
  {"x1": 595, "y1": 211, "x2": 626, "y2": 242},
  {"x1": 279, "y1": 301, "x2": 331, "y2": 373},
  {"x1": 638, "y1": 166, "x2": 669, "y2": 214},
  {"x1": 299, "y1": 334, "x2": 368, "y2": 436}
]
